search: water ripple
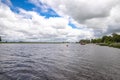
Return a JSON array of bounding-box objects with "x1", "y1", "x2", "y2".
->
[{"x1": 0, "y1": 44, "x2": 120, "y2": 80}]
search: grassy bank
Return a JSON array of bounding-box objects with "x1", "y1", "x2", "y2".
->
[{"x1": 98, "y1": 43, "x2": 120, "y2": 49}]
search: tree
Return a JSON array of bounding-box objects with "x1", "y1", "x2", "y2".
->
[
  {"x1": 79, "y1": 33, "x2": 120, "y2": 44},
  {"x1": 91, "y1": 38, "x2": 102, "y2": 43},
  {"x1": 101, "y1": 36, "x2": 107, "y2": 43},
  {"x1": 96, "y1": 38, "x2": 102, "y2": 43},
  {"x1": 112, "y1": 33, "x2": 120, "y2": 42},
  {"x1": 79, "y1": 39, "x2": 90, "y2": 44}
]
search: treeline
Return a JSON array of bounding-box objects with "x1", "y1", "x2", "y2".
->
[
  {"x1": 79, "y1": 33, "x2": 120, "y2": 44},
  {"x1": 79, "y1": 39, "x2": 90, "y2": 44}
]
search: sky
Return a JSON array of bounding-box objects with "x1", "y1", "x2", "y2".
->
[{"x1": 0, "y1": 0, "x2": 120, "y2": 42}]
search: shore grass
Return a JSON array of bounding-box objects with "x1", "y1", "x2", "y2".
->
[
  {"x1": 109, "y1": 43, "x2": 120, "y2": 48},
  {"x1": 98, "y1": 43, "x2": 120, "y2": 49}
]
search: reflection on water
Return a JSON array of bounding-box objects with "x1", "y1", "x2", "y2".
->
[{"x1": 0, "y1": 44, "x2": 120, "y2": 80}]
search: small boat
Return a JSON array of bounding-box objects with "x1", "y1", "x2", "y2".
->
[
  {"x1": 66, "y1": 45, "x2": 68, "y2": 47},
  {"x1": 80, "y1": 43, "x2": 86, "y2": 45}
]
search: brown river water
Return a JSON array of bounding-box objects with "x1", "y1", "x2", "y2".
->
[{"x1": 0, "y1": 44, "x2": 120, "y2": 80}]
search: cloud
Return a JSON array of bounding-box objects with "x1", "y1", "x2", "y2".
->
[
  {"x1": 1, "y1": 0, "x2": 120, "y2": 42},
  {"x1": 0, "y1": 1, "x2": 93, "y2": 42},
  {"x1": 105, "y1": 5, "x2": 120, "y2": 35},
  {"x1": 0, "y1": 0, "x2": 12, "y2": 6},
  {"x1": 38, "y1": 0, "x2": 120, "y2": 37},
  {"x1": 84, "y1": 3, "x2": 120, "y2": 37},
  {"x1": 28, "y1": 0, "x2": 50, "y2": 12},
  {"x1": 40, "y1": 0, "x2": 118, "y2": 21}
]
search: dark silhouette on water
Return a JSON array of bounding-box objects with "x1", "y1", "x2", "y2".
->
[
  {"x1": 0, "y1": 36, "x2": 1, "y2": 42},
  {"x1": 66, "y1": 44, "x2": 68, "y2": 47}
]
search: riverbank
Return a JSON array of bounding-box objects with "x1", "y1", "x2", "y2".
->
[
  {"x1": 0, "y1": 42, "x2": 70, "y2": 44},
  {"x1": 97, "y1": 43, "x2": 120, "y2": 48}
]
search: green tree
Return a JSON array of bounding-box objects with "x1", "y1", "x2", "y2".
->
[
  {"x1": 79, "y1": 33, "x2": 120, "y2": 44},
  {"x1": 96, "y1": 38, "x2": 102, "y2": 43},
  {"x1": 112, "y1": 33, "x2": 120, "y2": 42},
  {"x1": 91, "y1": 38, "x2": 102, "y2": 43},
  {"x1": 101, "y1": 36, "x2": 107, "y2": 43},
  {"x1": 79, "y1": 39, "x2": 90, "y2": 44}
]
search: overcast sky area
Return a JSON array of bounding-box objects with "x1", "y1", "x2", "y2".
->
[{"x1": 0, "y1": 0, "x2": 120, "y2": 42}]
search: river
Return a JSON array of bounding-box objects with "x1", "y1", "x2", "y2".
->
[{"x1": 0, "y1": 44, "x2": 120, "y2": 80}]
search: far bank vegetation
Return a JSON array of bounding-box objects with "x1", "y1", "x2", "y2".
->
[{"x1": 79, "y1": 33, "x2": 120, "y2": 48}]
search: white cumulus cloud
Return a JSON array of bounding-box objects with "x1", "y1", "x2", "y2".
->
[
  {"x1": 36, "y1": 0, "x2": 120, "y2": 37},
  {"x1": 0, "y1": 1, "x2": 93, "y2": 42}
]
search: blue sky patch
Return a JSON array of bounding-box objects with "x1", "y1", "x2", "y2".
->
[
  {"x1": 1, "y1": 0, "x2": 76, "y2": 28},
  {"x1": 10, "y1": 0, "x2": 35, "y2": 11},
  {"x1": 35, "y1": 8, "x2": 60, "y2": 18},
  {"x1": 68, "y1": 21, "x2": 77, "y2": 29},
  {"x1": 9, "y1": 0, "x2": 60, "y2": 18}
]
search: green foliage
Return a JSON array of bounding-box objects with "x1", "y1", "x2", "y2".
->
[
  {"x1": 109, "y1": 43, "x2": 120, "y2": 48},
  {"x1": 79, "y1": 33, "x2": 120, "y2": 44},
  {"x1": 102, "y1": 36, "x2": 113, "y2": 43},
  {"x1": 91, "y1": 38, "x2": 102, "y2": 43},
  {"x1": 91, "y1": 33, "x2": 120, "y2": 43},
  {"x1": 112, "y1": 33, "x2": 120, "y2": 42},
  {"x1": 79, "y1": 39, "x2": 90, "y2": 44}
]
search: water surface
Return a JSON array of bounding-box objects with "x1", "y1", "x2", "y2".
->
[{"x1": 0, "y1": 44, "x2": 120, "y2": 80}]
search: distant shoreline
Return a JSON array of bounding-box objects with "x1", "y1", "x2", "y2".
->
[
  {"x1": 0, "y1": 42, "x2": 120, "y2": 49},
  {"x1": 0, "y1": 42, "x2": 71, "y2": 44}
]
